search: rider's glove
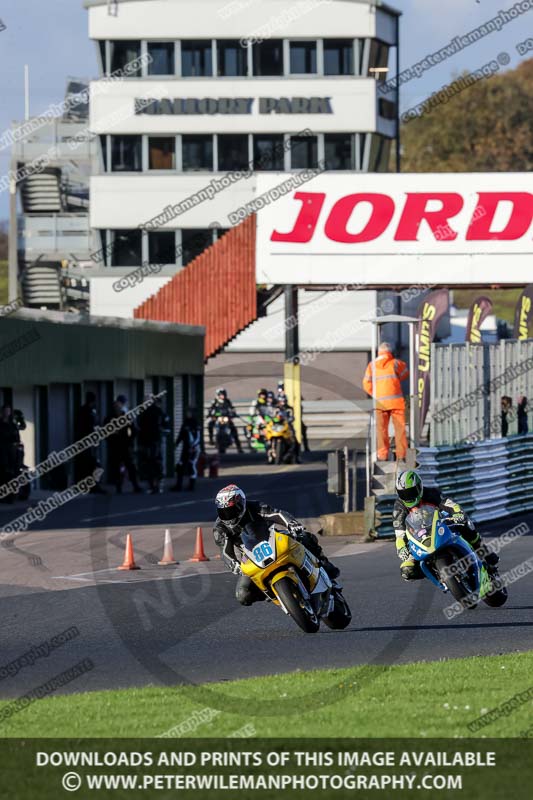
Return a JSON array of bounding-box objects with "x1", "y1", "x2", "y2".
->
[
  {"x1": 231, "y1": 562, "x2": 242, "y2": 576},
  {"x1": 451, "y1": 512, "x2": 466, "y2": 524},
  {"x1": 288, "y1": 521, "x2": 304, "y2": 536},
  {"x1": 397, "y1": 546, "x2": 410, "y2": 562}
]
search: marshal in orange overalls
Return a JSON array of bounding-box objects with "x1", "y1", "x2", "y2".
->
[{"x1": 362, "y1": 345, "x2": 409, "y2": 461}]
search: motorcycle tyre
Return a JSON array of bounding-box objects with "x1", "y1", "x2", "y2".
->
[
  {"x1": 323, "y1": 590, "x2": 352, "y2": 630},
  {"x1": 435, "y1": 552, "x2": 478, "y2": 610},
  {"x1": 274, "y1": 576, "x2": 320, "y2": 633}
]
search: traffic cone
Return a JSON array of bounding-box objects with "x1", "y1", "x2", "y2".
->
[
  {"x1": 158, "y1": 529, "x2": 178, "y2": 566},
  {"x1": 189, "y1": 527, "x2": 210, "y2": 562},
  {"x1": 118, "y1": 533, "x2": 140, "y2": 570}
]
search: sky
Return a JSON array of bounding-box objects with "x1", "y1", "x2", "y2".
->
[{"x1": 0, "y1": 0, "x2": 530, "y2": 219}]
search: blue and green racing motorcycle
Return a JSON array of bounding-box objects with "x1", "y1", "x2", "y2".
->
[{"x1": 405, "y1": 504, "x2": 508, "y2": 610}]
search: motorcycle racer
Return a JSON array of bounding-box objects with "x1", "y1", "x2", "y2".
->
[
  {"x1": 208, "y1": 388, "x2": 242, "y2": 452},
  {"x1": 394, "y1": 470, "x2": 499, "y2": 581},
  {"x1": 213, "y1": 484, "x2": 340, "y2": 605}
]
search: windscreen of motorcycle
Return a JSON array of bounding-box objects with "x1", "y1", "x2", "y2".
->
[
  {"x1": 405, "y1": 504, "x2": 438, "y2": 543},
  {"x1": 241, "y1": 524, "x2": 277, "y2": 567}
]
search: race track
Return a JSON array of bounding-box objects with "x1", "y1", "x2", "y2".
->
[{"x1": 1, "y1": 487, "x2": 532, "y2": 702}]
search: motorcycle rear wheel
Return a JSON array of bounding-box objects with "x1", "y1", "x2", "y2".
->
[
  {"x1": 435, "y1": 552, "x2": 478, "y2": 610},
  {"x1": 483, "y1": 571, "x2": 508, "y2": 607},
  {"x1": 274, "y1": 577, "x2": 320, "y2": 633},
  {"x1": 323, "y1": 590, "x2": 352, "y2": 630}
]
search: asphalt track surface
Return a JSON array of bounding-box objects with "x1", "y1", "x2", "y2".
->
[{"x1": 0, "y1": 450, "x2": 532, "y2": 704}]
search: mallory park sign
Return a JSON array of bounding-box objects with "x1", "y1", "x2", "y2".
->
[{"x1": 134, "y1": 97, "x2": 333, "y2": 115}]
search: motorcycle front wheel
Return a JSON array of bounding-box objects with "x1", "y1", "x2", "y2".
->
[
  {"x1": 274, "y1": 577, "x2": 320, "y2": 633},
  {"x1": 435, "y1": 552, "x2": 478, "y2": 610}
]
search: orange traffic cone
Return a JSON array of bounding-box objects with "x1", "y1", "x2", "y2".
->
[
  {"x1": 189, "y1": 527, "x2": 210, "y2": 562},
  {"x1": 118, "y1": 533, "x2": 141, "y2": 570},
  {"x1": 158, "y1": 529, "x2": 178, "y2": 566}
]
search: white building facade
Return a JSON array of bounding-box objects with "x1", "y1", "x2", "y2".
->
[{"x1": 85, "y1": 0, "x2": 400, "y2": 343}]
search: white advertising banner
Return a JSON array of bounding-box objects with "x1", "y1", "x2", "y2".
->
[{"x1": 254, "y1": 173, "x2": 533, "y2": 285}]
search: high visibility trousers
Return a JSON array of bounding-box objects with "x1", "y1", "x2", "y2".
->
[{"x1": 376, "y1": 408, "x2": 407, "y2": 460}]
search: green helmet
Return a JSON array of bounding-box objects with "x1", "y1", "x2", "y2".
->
[{"x1": 396, "y1": 470, "x2": 423, "y2": 508}]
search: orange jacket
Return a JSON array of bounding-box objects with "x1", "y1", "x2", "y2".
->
[{"x1": 362, "y1": 351, "x2": 409, "y2": 411}]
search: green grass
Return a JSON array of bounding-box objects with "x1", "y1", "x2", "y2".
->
[
  {"x1": 453, "y1": 288, "x2": 523, "y2": 326},
  {"x1": 0, "y1": 259, "x2": 7, "y2": 305},
  {"x1": 1, "y1": 651, "x2": 532, "y2": 738}
]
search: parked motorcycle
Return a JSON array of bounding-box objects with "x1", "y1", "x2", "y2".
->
[
  {"x1": 405, "y1": 504, "x2": 508, "y2": 610},
  {"x1": 265, "y1": 413, "x2": 296, "y2": 465},
  {"x1": 239, "y1": 523, "x2": 352, "y2": 633}
]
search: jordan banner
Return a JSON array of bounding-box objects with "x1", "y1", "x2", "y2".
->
[
  {"x1": 513, "y1": 285, "x2": 533, "y2": 340},
  {"x1": 466, "y1": 296, "x2": 493, "y2": 343},
  {"x1": 416, "y1": 289, "x2": 450, "y2": 428}
]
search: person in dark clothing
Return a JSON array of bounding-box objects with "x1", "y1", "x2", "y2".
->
[
  {"x1": 393, "y1": 470, "x2": 498, "y2": 581},
  {"x1": 277, "y1": 393, "x2": 301, "y2": 463},
  {"x1": 208, "y1": 388, "x2": 242, "y2": 452},
  {"x1": 517, "y1": 395, "x2": 529, "y2": 435},
  {"x1": 0, "y1": 405, "x2": 25, "y2": 503},
  {"x1": 74, "y1": 392, "x2": 106, "y2": 493},
  {"x1": 104, "y1": 400, "x2": 142, "y2": 494},
  {"x1": 501, "y1": 396, "x2": 513, "y2": 437},
  {"x1": 278, "y1": 381, "x2": 310, "y2": 452},
  {"x1": 213, "y1": 484, "x2": 339, "y2": 606},
  {"x1": 174, "y1": 409, "x2": 201, "y2": 491},
  {"x1": 137, "y1": 398, "x2": 170, "y2": 494}
]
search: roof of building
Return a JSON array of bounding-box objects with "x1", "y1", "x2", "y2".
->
[
  {"x1": 0, "y1": 308, "x2": 205, "y2": 385},
  {"x1": 6, "y1": 307, "x2": 204, "y2": 337},
  {"x1": 83, "y1": 0, "x2": 401, "y2": 16}
]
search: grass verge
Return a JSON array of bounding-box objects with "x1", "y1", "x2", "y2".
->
[{"x1": 0, "y1": 651, "x2": 532, "y2": 738}]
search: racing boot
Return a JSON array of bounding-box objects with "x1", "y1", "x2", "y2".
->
[
  {"x1": 400, "y1": 557, "x2": 424, "y2": 581},
  {"x1": 320, "y1": 556, "x2": 340, "y2": 580},
  {"x1": 471, "y1": 532, "x2": 500, "y2": 572},
  {"x1": 294, "y1": 529, "x2": 340, "y2": 579}
]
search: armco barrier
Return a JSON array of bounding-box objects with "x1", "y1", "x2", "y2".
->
[{"x1": 418, "y1": 433, "x2": 533, "y2": 523}]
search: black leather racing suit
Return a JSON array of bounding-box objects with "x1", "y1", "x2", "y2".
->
[
  {"x1": 208, "y1": 399, "x2": 242, "y2": 450},
  {"x1": 393, "y1": 486, "x2": 481, "y2": 579},
  {"x1": 213, "y1": 501, "x2": 338, "y2": 605}
]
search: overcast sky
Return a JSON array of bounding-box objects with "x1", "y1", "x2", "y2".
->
[{"x1": 0, "y1": 0, "x2": 530, "y2": 218}]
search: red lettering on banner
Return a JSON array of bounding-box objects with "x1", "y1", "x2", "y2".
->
[
  {"x1": 271, "y1": 192, "x2": 325, "y2": 243},
  {"x1": 324, "y1": 194, "x2": 395, "y2": 243},
  {"x1": 269, "y1": 190, "x2": 533, "y2": 244},
  {"x1": 394, "y1": 193, "x2": 464, "y2": 241},
  {"x1": 466, "y1": 192, "x2": 533, "y2": 240}
]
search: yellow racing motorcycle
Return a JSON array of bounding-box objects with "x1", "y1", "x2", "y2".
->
[
  {"x1": 239, "y1": 523, "x2": 351, "y2": 633},
  {"x1": 264, "y1": 413, "x2": 297, "y2": 465}
]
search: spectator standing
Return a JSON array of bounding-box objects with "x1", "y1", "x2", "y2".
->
[
  {"x1": 501, "y1": 396, "x2": 513, "y2": 437},
  {"x1": 0, "y1": 405, "x2": 25, "y2": 503},
  {"x1": 75, "y1": 392, "x2": 106, "y2": 493},
  {"x1": 174, "y1": 409, "x2": 202, "y2": 491},
  {"x1": 104, "y1": 399, "x2": 142, "y2": 494},
  {"x1": 517, "y1": 396, "x2": 529, "y2": 435},
  {"x1": 137, "y1": 397, "x2": 170, "y2": 494}
]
